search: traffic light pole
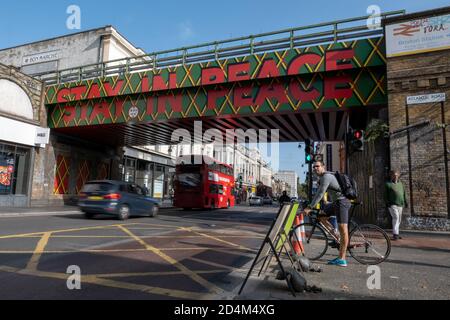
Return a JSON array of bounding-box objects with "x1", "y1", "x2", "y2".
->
[{"x1": 308, "y1": 161, "x2": 313, "y2": 203}]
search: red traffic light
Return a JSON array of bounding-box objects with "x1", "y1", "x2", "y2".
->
[{"x1": 354, "y1": 130, "x2": 363, "y2": 140}]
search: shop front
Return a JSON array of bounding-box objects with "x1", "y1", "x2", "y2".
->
[
  {"x1": 0, "y1": 65, "x2": 49, "y2": 207},
  {"x1": 122, "y1": 147, "x2": 174, "y2": 201},
  {"x1": 0, "y1": 142, "x2": 32, "y2": 206}
]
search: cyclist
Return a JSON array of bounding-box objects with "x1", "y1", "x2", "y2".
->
[
  {"x1": 303, "y1": 160, "x2": 352, "y2": 267},
  {"x1": 278, "y1": 191, "x2": 291, "y2": 207}
]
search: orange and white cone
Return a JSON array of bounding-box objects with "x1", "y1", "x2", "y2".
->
[
  {"x1": 299, "y1": 213, "x2": 306, "y2": 247},
  {"x1": 292, "y1": 215, "x2": 305, "y2": 255}
]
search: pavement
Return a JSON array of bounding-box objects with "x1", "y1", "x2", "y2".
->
[{"x1": 237, "y1": 230, "x2": 450, "y2": 300}]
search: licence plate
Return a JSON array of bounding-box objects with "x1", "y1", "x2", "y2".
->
[{"x1": 88, "y1": 196, "x2": 103, "y2": 201}]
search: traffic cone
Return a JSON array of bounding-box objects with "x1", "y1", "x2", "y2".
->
[
  {"x1": 292, "y1": 215, "x2": 305, "y2": 255},
  {"x1": 299, "y1": 213, "x2": 306, "y2": 250}
]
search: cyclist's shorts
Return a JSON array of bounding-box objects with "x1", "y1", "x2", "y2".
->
[{"x1": 323, "y1": 199, "x2": 352, "y2": 224}]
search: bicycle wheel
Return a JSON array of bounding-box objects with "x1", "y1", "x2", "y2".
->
[
  {"x1": 348, "y1": 224, "x2": 391, "y2": 265},
  {"x1": 290, "y1": 223, "x2": 329, "y2": 261}
]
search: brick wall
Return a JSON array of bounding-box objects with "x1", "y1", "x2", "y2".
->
[{"x1": 387, "y1": 49, "x2": 450, "y2": 225}]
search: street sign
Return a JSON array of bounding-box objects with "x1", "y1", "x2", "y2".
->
[{"x1": 406, "y1": 93, "x2": 446, "y2": 105}]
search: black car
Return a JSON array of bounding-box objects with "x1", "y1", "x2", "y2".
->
[{"x1": 78, "y1": 180, "x2": 159, "y2": 220}]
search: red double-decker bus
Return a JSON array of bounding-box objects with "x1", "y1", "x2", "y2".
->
[{"x1": 174, "y1": 156, "x2": 235, "y2": 210}]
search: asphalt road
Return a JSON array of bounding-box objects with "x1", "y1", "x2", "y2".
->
[
  {"x1": 0, "y1": 205, "x2": 278, "y2": 300},
  {"x1": 0, "y1": 205, "x2": 449, "y2": 300}
]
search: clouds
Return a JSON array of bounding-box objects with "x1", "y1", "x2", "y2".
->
[{"x1": 178, "y1": 20, "x2": 194, "y2": 41}]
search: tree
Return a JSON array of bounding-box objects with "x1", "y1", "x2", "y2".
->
[{"x1": 297, "y1": 180, "x2": 308, "y2": 200}]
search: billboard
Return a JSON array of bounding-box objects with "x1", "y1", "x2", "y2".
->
[{"x1": 386, "y1": 13, "x2": 450, "y2": 57}]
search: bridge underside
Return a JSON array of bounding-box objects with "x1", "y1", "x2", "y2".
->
[{"x1": 53, "y1": 110, "x2": 352, "y2": 146}]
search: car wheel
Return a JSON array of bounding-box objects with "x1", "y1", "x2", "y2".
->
[
  {"x1": 118, "y1": 205, "x2": 130, "y2": 220},
  {"x1": 84, "y1": 212, "x2": 94, "y2": 219},
  {"x1": 150, "y1": 205, "x2": 159, "y2": 218}
]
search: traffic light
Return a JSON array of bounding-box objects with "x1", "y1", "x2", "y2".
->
[
  {"x1": 314, "y1": 154, "x2": 324, "y2": 162},
  {"x1": 238, "y1": 174, "x2": 243, "y2": 189},
  {"x1": 305, "y1": 139, "x2": 314, "y2": 164},
  {"x1": 349, "y1": 129, "x2": 365, "y2": 152}
]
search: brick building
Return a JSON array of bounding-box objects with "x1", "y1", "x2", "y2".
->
[
  {"x1": 384, "y1": 7, "x2": 450, "y2": 230},
  {"x1": 0, "y1": 64, "x2": 48, "y2": 207}
]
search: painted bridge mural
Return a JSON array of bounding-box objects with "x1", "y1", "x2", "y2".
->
[{"x1": 45, "y1": 37, "x2": 387, "y2": 129}]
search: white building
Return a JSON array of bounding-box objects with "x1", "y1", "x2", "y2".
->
[
  {"x1": 274, "y1": 171, "x2": 298, "y2": 198},
  {"x1": 0, "y1": 26, "x2": 146, "y2": 76},
  {"x1": 167, "y1": 142, "x2": 274, "y2": 196}
]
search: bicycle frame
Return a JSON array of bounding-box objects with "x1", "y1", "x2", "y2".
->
[{"x1": 304, "y1": 204, "x2": 360, "y2": 246}]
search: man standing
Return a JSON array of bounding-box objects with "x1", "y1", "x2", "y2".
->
[
  {"x1": 304, "y1": 160, "x2": 352, "y2": 267},
  {"x1": 385, "y1": 170, "x2": 407, "y2": 241}
]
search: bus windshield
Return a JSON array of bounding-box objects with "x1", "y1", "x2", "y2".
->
[{"x1": 176, "y1": 165, "x2": 201, "y2": 189}]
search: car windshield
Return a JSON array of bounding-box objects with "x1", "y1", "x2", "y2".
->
[{"x1": 81, "y1": 183, "x2": 116, "y2": 193}]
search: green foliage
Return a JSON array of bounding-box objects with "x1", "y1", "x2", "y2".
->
[
  {"x1": 297, "y1": 183, "x2": 308, "y2": 199},
  {"x1": 365, "y1": 119, "x2": 389, "y2": 142}
]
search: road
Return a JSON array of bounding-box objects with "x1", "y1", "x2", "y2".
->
[
  {"x1": 0, "y1": 205, "x2": 448, "y2": 300},
  {"x1": 0, "y1": 205, "x2": 276, "y2": 300}
]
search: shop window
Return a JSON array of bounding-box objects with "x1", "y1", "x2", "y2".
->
[
  {"x1": 136, "y1": 159, "x2": 152, "y2": 191},
  {"x1": 124, "y1": 157, "x2": 136, "y2": 183},
  {"x1": 0, "y1": 144, "x2": 31, "y2": 196}
]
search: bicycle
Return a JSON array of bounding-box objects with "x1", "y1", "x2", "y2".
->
[{"x1": 289, "y1": 203, "x2": 391, "y2": 265}]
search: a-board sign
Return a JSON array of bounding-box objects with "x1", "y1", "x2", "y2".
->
[
  {"x1": 276, "y1": 203, "x2": 299, "y2": 251},
  {"x1": 257, "y1": 204, "x2": 293, "y2": 265},
  {"x1": 239, "y1": 203, "x2": 299, "y2": 296}
]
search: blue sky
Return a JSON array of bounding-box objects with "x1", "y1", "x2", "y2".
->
[{"x1": 1, "y1": 0, "x2": 448, "y2": 182}]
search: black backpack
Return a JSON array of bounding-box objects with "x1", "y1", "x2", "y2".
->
[{"x1": 334, "y1": 172, "x2": 358, "y2": 200}]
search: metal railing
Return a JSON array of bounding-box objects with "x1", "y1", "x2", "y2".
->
[{"x1": 35, "y1": 10, "x2": 404, "y2": 85}]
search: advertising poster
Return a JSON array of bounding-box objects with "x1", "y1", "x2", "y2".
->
[{"x1": 153, "y1": 180, "x2": 164, "y2": 198}]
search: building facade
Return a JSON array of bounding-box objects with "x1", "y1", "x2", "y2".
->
[
  {"x1": 0, "y1": 27, "x2": 174, "y2": 205},
  {"x1": 274, "y1": 171, "x2": 298, "y2": 198},
  {"x1": 384, "y1": 7, "x2": 450, "y2": 230},
  {"x1": 0, "y1": 26, "x2": 145, "y2": 77},
  {"x1": 0, "y1": 64, "x2": 49, "y2": 207}
]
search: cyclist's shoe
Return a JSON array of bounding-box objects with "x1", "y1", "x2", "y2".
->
[{"x1": 327, "y1": 258, "x2": 347, "y2": 267}]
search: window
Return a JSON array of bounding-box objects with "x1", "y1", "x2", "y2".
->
[
  {"x1": 124, "y1": 157, "x2": 136, "y2": 183},
  {"x1": 209, "y1": 184, "x2": 218, "y2": 194},
  {"x1": 127, "y1": 184, "x2": 139, "y2": 194},
  {"x1": 134, "y1": 185, "x2": 143, "y2": 195},
  {"x1": 82, "y1": 183, "x2": 115, "y2": 193},
  {"x1": 0, "y1": 143, "x2": 31, "y2": 196}
]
